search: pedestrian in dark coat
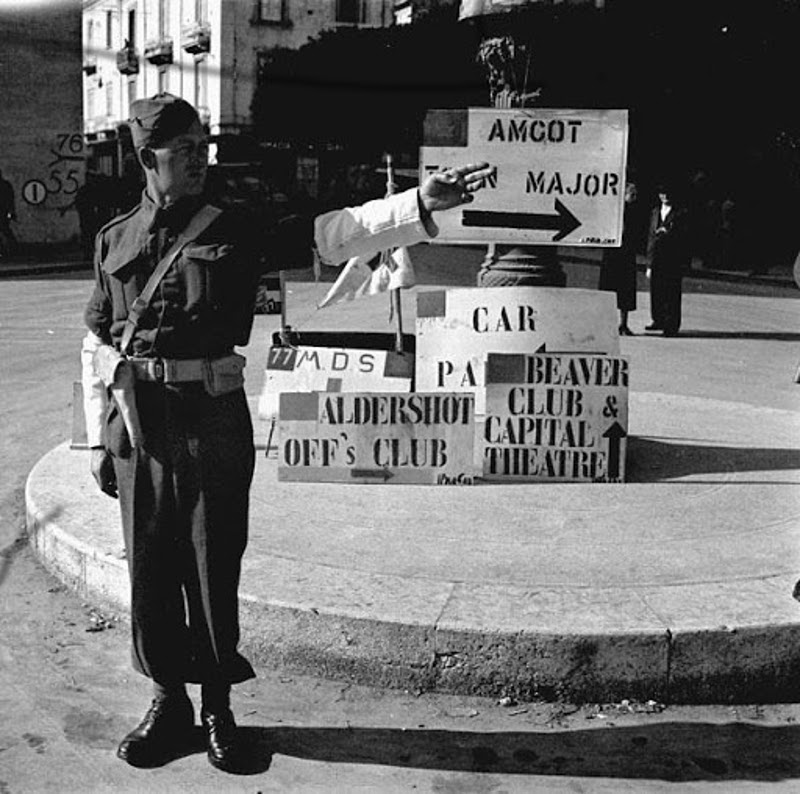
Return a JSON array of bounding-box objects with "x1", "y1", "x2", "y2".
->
[
  {"x1": 599, "y1": 180, "x2": 642, "y2": 335},
  {"x1": 0, "y1": 167, "x2": 17, "y2": 257},
  {"x1": 81, "y1": 93, "x2": 493, "y2": 772},
  {"x1": 646, "y1": 184, "x2": 691, "y2": 336}
]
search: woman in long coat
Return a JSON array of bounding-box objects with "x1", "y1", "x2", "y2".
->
[{"x1": 599, "y1": 181, "x2": 643, "y2": 335}]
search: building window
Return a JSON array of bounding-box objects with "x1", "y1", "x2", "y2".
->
[
  {"x1": 86, "y1": 19, "x2": 94, "y2": 47},
  {"x1": 194, "y1": 59, "x2": 201, "y2": 109},
  {"x1": 255, "y1": 0, "x2": 284, "y2": 23},
  {"x1": 127, "y1": 78, "x2": 137, "y2": 113},
  {"x1": 105, "y1": 10, "x2": 113, "y2": 49},
  {"x1": 87, "y1": 86, "x2": 96, "y2": 119},
  {"x1": 128, "y1": 8, "x2": 136, "y2": 47},
  {"x1": 159, "y1": 0, "x2": 167, "y2": 38},
  {"x1": 196, "y1": 0, "x2": 208, "y2": 18},
  {"x1": 336, "y1": 0, "x2": 365, "y2": 25},
  {"x1": 106, "y1": 81, "x2": 113, "y2": 117},
  {"x1": 158, "y1": 67, "x2": 168, "y2": 93}
]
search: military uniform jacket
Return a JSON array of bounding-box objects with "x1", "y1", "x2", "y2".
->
[{"x1": 82, "y1": 187, "x2": 437, "y2": 446}]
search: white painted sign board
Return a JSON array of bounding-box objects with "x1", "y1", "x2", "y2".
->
[
  {"x1": 421, "y1": 108, "x2": 628, "y2": 246},
  {"x1": 258, "y1": 345, "x2": 413, "y2": 419},
  {"x1": 415, "y1": 287, "x2": 619, "y2": 415},
  {"x1": 483, "y1": 352, "x2": 629, "y2": 483},
  {"x1": 278, "y1": 391, "x2": 477, "y2": 485}
]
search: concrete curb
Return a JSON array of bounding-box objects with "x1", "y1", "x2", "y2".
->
[{"x1": 27, "y1": 430, "x2": 800, "y2": 704}]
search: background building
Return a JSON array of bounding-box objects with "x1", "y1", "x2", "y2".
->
[
  {"x1": 0, "y1": 0, "x2": 83, "y2": 248},
  {"x1": 82, "y1": 0, "x2": 396, "y2": 175}
]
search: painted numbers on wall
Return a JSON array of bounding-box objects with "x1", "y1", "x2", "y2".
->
[
  {"x1": 23, "y1": 132, "x2": 85, "y2": 206},
  {"x1": 45, "y1": 133, "x2": 85, "y2": 197}
]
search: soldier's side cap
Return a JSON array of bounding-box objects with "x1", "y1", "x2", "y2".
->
[{"x1": 128, "y1": 93, "x2": 201, "y2": 148}]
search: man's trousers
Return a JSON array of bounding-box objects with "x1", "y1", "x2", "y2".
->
[{"x1": 108, "y1": 382, "x2": 256, "y2": 685}]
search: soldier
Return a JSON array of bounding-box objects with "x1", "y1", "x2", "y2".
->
[{"x1": 81, "y1": 93, "x2": 492, "y2": 771}]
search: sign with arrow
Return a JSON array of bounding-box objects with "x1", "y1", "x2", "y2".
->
[
  {"x1": 482, "y1": 351, "x2": 629, "y2": 482},
  {"x1": 415, "y1": 286, "x2": 620, "y2": 416},
  {"x1": 421, "y1": 107, "x2": 629, "y2": 246},
  {"x1": 278, "y1": 391, "x2": 476, "y2": 485}
]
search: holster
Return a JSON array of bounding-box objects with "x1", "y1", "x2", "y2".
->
[{"x1": 202, "y1": 353, "x2": 246, "y2": 396}]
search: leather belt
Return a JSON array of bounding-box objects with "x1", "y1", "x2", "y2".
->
[{"x1": 128, "y1": 356, "x2": 232, "y2": 384}]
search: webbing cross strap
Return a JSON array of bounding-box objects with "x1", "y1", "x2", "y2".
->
[{"x1": 119, "y1": 203, "x2": 223, "y2": 355}]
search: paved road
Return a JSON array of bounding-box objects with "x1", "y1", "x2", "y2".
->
[
  {"x1": 1, "y1": 256, "x2": 799, "y2": 791},
  {"x1": 3, "y1": 258, "x2": 797, "y2": 554}
]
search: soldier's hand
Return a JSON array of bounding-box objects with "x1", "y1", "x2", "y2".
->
[
  {"x1": 90, "y1": 447, "x2": 118, "y2": 498},
  {"x1": 418, "y1": 162, "x2": 495, "y2": 215},
  {"x1": 110, "y1": 360, "x2": 144, "y2": 449}
]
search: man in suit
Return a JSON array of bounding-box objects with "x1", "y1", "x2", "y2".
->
[{"x1": 646, "y1": 183, "x2": 691, "y2": 337}]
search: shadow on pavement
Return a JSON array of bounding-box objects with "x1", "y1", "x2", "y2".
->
[
  {"x1": 0, "y1": 504, "x2": 62, "y2": 589},
  {"x1": 627, "y1": 438, "x2": 800, "y2": 482},
  {"x1": 234, "y1": 722, "x2": 800, "y2": 782},
  {"x1": 0, "y1": 533, "x2": 28, "y2": 590},
  {"x1": 673, "y1": 330, "x2": 800, "y2": 341}
]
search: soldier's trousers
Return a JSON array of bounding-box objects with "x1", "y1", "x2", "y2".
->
[{"x1": 108, "y1": 382, "x2": 256, "y2": 685}]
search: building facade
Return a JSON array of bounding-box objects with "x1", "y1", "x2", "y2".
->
[
  {"x1": 0, "y1": 1, "x2": 84, "y2": 247},
  {"x1": 82, "y1": 0, "x2": 396, "y2": 174}
]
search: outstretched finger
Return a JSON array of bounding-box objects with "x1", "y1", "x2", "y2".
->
[
  {"x1": 453, "y1": 162, "x2": 493, "y2": 181},
  {"x1": 465, "y1": 180, "x2": 488, "y2": 192},
  {"x1": 451, "y1": 161, "x2": 489, "y2": 176},
  {"x1": 464, "y1": 167, "x2": 496, "y2": 187}
]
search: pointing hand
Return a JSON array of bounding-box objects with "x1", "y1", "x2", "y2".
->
[{"x1": 418, "y1": 162, "x2": 495, "y2": 214}]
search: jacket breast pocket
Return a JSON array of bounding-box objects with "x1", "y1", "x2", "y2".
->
[{"x1": 181, "y1": 243, "x2": 235, "y2": 309}]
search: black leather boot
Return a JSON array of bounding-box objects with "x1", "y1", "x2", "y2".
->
[
  {"x1": 117, "y1": 696, "x2": 195, "y2": 767},
  {"x1": 201, "y1": 707, "x2": 241, "y2": 771}
]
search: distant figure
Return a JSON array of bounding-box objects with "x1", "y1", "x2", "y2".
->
[
  {"x1": 646, "y1": 184, "x2": 691, "y2": 337},
  {"x1": 0, "y1": 168, "x2": 17, "y2": 258},
  {"x1": 75, "y1": 172, "x2": 102, "y2": 259},
  {"x1": 718, "y1": 193, "x2": 738, "y2": 271},
  {"x1": 687, "y1": 169, "x2": 720, "y2": 270},
  {"x1": 599, "y1": 180, "x2": 642, "y2": 335}
]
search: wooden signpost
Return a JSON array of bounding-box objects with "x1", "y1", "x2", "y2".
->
[
  {"x1": 278, "y1": 391, "x2": 477, "y2": 485},
  {"x1": 483, "y1": 352, "x2": 629, "y2": 483}
]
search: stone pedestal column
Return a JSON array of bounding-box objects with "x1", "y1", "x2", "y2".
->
[{"x1": 474, "y1": 33, "x2": 566, "y2": 288}]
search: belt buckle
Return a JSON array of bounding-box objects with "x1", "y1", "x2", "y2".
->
[{"x1": 150, "y1": 359, "x2": 165, "y2": 381}]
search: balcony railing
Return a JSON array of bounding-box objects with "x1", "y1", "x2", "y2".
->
[
  {"x1": 181, "y1": 22, "x2": 211, "y2": 54},
  {"x1": 144, "y1": 37, "x2": 174, "y2": 66},
  {"x1": 116, "y1": 46, "x2": 139, "y2": 75}
]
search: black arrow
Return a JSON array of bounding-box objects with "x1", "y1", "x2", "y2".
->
[
  {"x1": 351, "y1": 468, "x2": 394, "y2": 482},
  {"x1": 461, "y1": 199, "x2": 581, "y2": 242},
  {"x1": 602, "y1": 422, "x2": 627, "y2": 480}
]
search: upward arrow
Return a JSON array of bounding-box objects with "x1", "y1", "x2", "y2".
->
[
  {"x1": 461, "y1": 199, "x2": 581, "y2": 242},
  {"x1": 602, "y1": 422, "x2": 627, "y2": 480}
]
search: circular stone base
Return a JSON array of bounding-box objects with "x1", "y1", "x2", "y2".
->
[{"x1": 26, "y1": 392, "x2": 800, "y2": 703}]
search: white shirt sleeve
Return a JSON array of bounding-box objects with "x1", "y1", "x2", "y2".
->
[
  {"x1": 80, "y1": 331, "x2": 107, "y2": 448},
  {"x1": 314, "y1": 188, "x2": 438, "y2": 267}
]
